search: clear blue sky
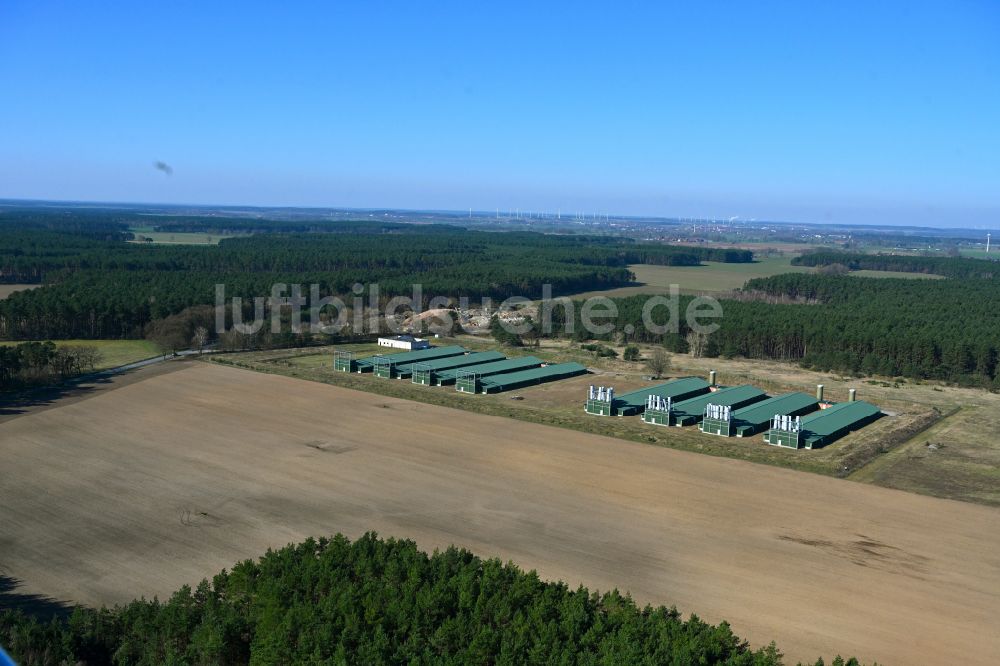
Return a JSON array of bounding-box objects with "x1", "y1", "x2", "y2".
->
[{"x1": 1, "y1": 2, "x2": 998, "y2": 226}]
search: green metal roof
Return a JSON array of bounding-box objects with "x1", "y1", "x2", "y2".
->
[
  {"x1": 799, "y1": 400, "x2": 881, "y2": 445},
  {"x1": 435, "y1": 355, "x2": 544, "y2": 382},
  {"x1": 610, "y1": 377, "x2": 712, "y2": 415},
  {"x1": 398, "y1": 351, "x2": 506, "y2": 376},
  {"x1": 355, "y1": 352, "x2": 398, "y2": 369},
  {"x1": 368, "y1": 345, "x2": 466, "y2": 367},
  {"x1": 480, "y1": 362, "x2": 588, "y2": 392},
  {"x1": 672, "y1": 385, "x2": 768, "y2": 423},
  {"x1": 731, "y1": 392, "x2": 818, "y2": 434}
]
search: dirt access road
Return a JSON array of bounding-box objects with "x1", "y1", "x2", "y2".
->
[{"x1": 1, "y1": 362, "x2": 997, "y2": 664}]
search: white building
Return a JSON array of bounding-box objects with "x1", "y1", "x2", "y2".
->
[{"x1": 377, "y1": 335, "x2": 430, "y2": 351}]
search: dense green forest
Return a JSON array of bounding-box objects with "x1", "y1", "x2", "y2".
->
[
  {"x1": 0, "y1": 533, "x2": 857, "y2": 666},
  {"x1": 0, "y1": 212, "x2": 749, "y2": 340},
  {"x1": 538, "y1": 273, "x2": 1000, "y2": 386},
  {"x1": 791, "y1": 250, "x2": 999, "y2": 279},
  {"x1": 3, "y1": 209, "x2": 999, "y2": 385}
]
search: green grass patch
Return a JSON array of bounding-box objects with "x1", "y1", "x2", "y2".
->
[
  {"x1": 564, "y1": 256, "x2": 814, "y2": 298},
  {"x1": 128, "y1": 227, "x2": 242, "y2": 245},
  {"x1": 0, "y1": 339, "x2": 161, "y2": 370},
  {"x1": 959, "y1": 248, "x2": 995, "y2": 260}
]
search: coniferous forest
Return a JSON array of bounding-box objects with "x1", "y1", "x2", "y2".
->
[
  {"x1": 0, "y1": 533, "x2": 858, "y2": 666},
  {"x1": 0, "y1": 211, "x2": 748, "y2": 340},
  {"x1": 541, "y1": 272, "x2": 1000, "y2": 387},
  {"x1": 791, "y1": 250, "x2": 999, "y2": 279},
  {"x1": 3, "y1": 208, "x2": 1000, "y2": 385}
]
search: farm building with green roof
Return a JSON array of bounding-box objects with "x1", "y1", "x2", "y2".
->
[
  {"x1": 646, "y1": 385, "x2": 768, "y2": 427},
  {"x1": 764, "y1": 400, "x2": 882, "y2": 449},
  {"x1": 370, "y1": 345, "x2": 467, "y2": 378},
  {"x1": 585, "y1": 377, "x2": 711, "y2": 416},
  {"x1": 403, "y1": 351, "x2": 506, "y2": 384},
  {"x1": 700, "y1": 392, "x2": 819, "y2": 437},
  {"x1": 447, "y1": 356, "x2": 545, "y2": 390},
  {"x1": 477, "y1": 362, "x2": 588, "y2": 394}
]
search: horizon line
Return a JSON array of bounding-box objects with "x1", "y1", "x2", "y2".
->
[{"x1": 1, "y1": 196, "x2": 998, "y2": 235}]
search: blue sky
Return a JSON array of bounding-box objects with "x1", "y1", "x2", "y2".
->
[{"x1": 1, "y1": 2, "x2": 997, "y2": 226}]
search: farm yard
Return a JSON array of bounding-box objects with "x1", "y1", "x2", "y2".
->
[
  {"x1": 220, "y1": 334, "x2": 1000, "y2": 505},
  {"x1": 0, "y1": 360, "x2": 997, "y2": 665}
]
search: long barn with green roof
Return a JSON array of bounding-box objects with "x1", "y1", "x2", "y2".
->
[
  {"x1": 477, "y1": 362, "x2": 588, "y2": 394},
  {"x1": 700, "y1": 392, "x2": 819, "y2": 437},
  {"x1": 404, "y1": 351, "x2": 506, "y2": 384},
  {"x1": 646, "y1": 385, "x2": 768, "y2": 427},
  {"x1": 445, "y1": 356, "x2": 545, "y2": 389},
  {"x1": 584, "y1": 377, "x2": 711, "y2": 416},
  {"x1": 764, "y1": 400, "x2": 882, "y2": 449},
  {"x1": 331, "y1": 345, "x2": 467, "y2": 376}
]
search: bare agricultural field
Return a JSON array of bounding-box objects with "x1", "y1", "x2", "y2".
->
[
  {"x1": 0, "y1": 361, "x2": 998, "y2": 665},
  {"x1": 0, "y1": 284, "x2": 40, "y2": 299}
]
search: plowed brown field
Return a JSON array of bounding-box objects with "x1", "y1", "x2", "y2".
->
[{"x1": 1, "y1": 362, "x2": 997, "y2": 664}]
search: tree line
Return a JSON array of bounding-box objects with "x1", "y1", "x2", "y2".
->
[
  {"x1": 0, "y1": 218, "x2": 751, "y2": 284},
  {"x1": 0, "y1": 532, "x2": 860, "y2": 665},
  {"x1": 792, "y1": 250, "x2": 999, "y2": 279},
  {"x1": 534, "y1": 273, "x2": 1000, "y2": 386}
]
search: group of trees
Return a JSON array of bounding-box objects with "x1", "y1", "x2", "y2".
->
[
  {"x1": 619, "y1": 343, "x2": 673, "y2": 377},
  {"x1": 792, "y1": 250, "x2": 999, "y2": 279},
  {"x1": 0, "y1": 341, "x2": 101, "y2": 390},
  {"x1": 0, "y1": 532, "x2": 858, "y2": 665},
  {"x1": 143, "y1": 305, "x2": 215, "y2": 355}
]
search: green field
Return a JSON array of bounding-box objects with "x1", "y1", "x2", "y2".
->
[
  {"x1": 563, "y1": 256, "x2": 951, "y2": 300},
  {"x1": 0, "y1": 339, "x2": 161, "y2": 370},
  {"x1": 128, "y1": 226, "x2": 241, "y2": 245},
  {"x1": 959, "y1": 248, "x2": 997, "y2": 260},
  {"x1": 564, "y1": 256, "x2": 814, "y2": 298}
]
